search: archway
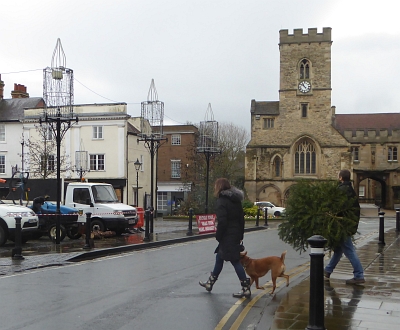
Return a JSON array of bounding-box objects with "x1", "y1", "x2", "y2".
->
[
  {"x1": 257, "y1": 184, "x2": 282, "y2": 206},
  {"x1": 354, "y1": 171, "x2": 387, "y2": 208},
  {"x1": 358, "y1": 178, "x2": 383, "y2": 206},
  {"x1": 282, "y1": 186, "x2": 293, "y2": 207}
]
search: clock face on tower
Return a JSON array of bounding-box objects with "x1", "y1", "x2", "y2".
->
[{"x1": 298, "y1": 80, "x2": 311, "y2": 93}]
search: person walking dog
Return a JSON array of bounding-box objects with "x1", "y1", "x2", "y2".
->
[
  {"x1": 324, "y1": 169, "x2": 365, "y2": 285},
  {"x1": 199, "y1": 178, "x2": 251, "y2": 298}
]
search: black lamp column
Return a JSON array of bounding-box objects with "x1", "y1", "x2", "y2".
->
[{"x1": 134, "y1": 158, "x2": 142, "y2": 206}]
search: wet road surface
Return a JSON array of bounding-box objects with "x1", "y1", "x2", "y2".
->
[{"x1": 0, "y1": 228, "x2": 306, "y2": 330}]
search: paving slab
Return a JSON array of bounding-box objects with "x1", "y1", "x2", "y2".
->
[{"x1": 270, "y1": 225, "x2": 400, "y2": 330}]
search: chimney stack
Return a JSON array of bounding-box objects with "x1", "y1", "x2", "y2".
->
[
  {"x1": 0, "y1": 74, "x2": 4, "y2": 100},
  {"x1": 11, "y1": 83, "x2": 29, "y2": 98}
]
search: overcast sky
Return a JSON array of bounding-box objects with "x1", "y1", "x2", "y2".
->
[{"x1": 1, "y1": 0, "x2": 399, "y2": 131}]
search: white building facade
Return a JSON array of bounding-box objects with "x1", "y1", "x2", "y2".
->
[{"x1": 22, "y1": 103, "x2": 151, "y2": 206}]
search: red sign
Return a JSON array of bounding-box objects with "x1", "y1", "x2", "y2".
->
[{"x1": 196, "y1": 214, "x2": 216, "y2": 234}]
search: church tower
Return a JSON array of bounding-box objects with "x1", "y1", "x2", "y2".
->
[
  {"x1": 245, "y1": 28, "x2": 350, "y2": 205},
  {"x1": 278, "y1": 28, "x2": 335, "y2": 137}
]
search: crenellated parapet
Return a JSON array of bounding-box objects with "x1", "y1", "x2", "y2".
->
[
  {"x1": 341, "y1": 128, "x2": 400, "y2": 143},
  {"x1": 279, "y1": 27, "x2": 332, "y2": 45}
]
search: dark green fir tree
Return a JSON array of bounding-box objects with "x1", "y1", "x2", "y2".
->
[{"x1": 278, "y1": 180, "x2": 359, "y2": 253}]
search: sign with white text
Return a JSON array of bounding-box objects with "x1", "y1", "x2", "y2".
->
[{"x1": 196, "y1": 214, "x2": 216, "y2": 234}]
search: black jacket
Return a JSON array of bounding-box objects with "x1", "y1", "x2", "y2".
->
[
  {"x1": 214, "y1": 187, "x2": 245, "y2": 261},
  {"x1": 338, "y1": 181, "x2": 361, "y2": 235}
]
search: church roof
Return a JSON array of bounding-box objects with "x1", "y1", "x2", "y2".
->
[
  {"x1": 334, "y1": 113, "x2": 400, "y2": 131},
  {"x1": 0, "y1": 97, "x2": 44, "y2": 122},
  {"x1": 250, "y1": 100, "x2": 280, "y2": 115}
]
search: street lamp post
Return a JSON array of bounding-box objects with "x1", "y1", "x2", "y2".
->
[{"x1": 134, "y1": 158, "x2": 142, "y2": 206}]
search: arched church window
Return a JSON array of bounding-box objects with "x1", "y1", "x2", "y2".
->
[
  {"x1": 295, "y1": 140, "x2": 316, "y2": 174},
  {"x1": 299, "y1": 59, "x2": 310, "y2": 79},
  {"x1": 274, "y1": 157, "x2": 281, "y2": 177}
]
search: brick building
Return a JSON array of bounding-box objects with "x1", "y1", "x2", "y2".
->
[
  {"x1": 245, "y1": 28, "x2": 400, "y2": 209},
  {"x1": 156, "y1": 125, "x2": 198, "y2": 215}
]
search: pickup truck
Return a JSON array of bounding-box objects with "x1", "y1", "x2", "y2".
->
[
  {"x1": 64, "y1": 182, "x2": 138, "y2": 235},
  {"x1": 0, "y1": 201, "x2": 39, "y2": 246}
]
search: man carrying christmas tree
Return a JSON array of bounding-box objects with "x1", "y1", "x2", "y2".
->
[{"x1": 324, "y1": 169, "x2": 365, "y2": 285}]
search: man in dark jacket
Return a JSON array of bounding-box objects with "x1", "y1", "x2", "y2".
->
[
  {"x1": 324, "y1": 169, "x2": 365, "y2": 285},
  {"x1": 199, "y1": 178, "x2": 251, "y2": 298}
]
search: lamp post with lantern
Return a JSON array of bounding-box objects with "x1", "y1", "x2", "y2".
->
[{"x1": 134, "y1": 158, "x2": 142, "y2": 206}]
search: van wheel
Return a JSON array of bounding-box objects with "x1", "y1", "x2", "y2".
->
[
  {"x1": 0, "y1": 226, "x2": 7, "y2": 246},
  {"x1": 91, "y1": 219, "x2": 105, "y2": 232},
  {"x1": 48, "y1": 224, "x2": 66, "y2": 241}
]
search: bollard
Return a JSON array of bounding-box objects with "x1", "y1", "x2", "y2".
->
[
  {"x1": 83, "y1": 212, "x2": 93, "y2": 249},
  {"x1": 396, "y1": 208, "x2": 400, "y2": 233},
  {"x1": 306, "y1": 235, "x2": 327, "y2": 330},
  {"x1": 143, "y1": 209, "x2": 150, "y2": 242},
  {"x1": 378, "y1": 211, "x2": 385, "y2": 245},
  {"x1": 256, "y1": 207, "x2": 260, "y2": 227},
  {"x1": 150, "y1": 206, "x2": 154, "y2": 234},
  {"x1": 264, "y1": 208, "x2": 269, "y2": 227},
  {"x1": 12, "y1": 216, "x2": 24, "y2": 260},
  {"x1": 187, "y1": 208, "x2": 194, "y2": 236}
]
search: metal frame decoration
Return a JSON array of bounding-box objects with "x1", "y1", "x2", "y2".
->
[
  {"x1": 41, "y1": 38, "x2": 78, "y2": 244},
  {"x1": 138, "y1": 79, "x2": 167, "y2": 241},
  {"x1": 197, "y1": 103, "x2": 220, "y2": 214},
  {"x1": 75, "y1": 150, "x2": 89, "y2": 180}
]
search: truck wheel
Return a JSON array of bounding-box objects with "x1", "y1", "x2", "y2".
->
[
  {"x1": 66, "y1": 225, "x2": 82, "y2": 239},
  {"x1": 0, "y1": 226, "x2": 7, "y2": 246},
  {"x1": 48, "y1": 224, "x2": 66, "y2": 241},
  {"x1": 91, "y1": 219, "x2": 105, "y2": 232}
]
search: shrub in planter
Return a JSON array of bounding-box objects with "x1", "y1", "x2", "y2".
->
[
  {"x1": 278, "y1": 180, "x2": 359, "y2": 253},
  {"x1": 243, "y1": 205, "x2": 258, "y2": 217}
]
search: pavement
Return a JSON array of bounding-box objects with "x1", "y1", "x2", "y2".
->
[
  {"x1": 270, "y1": 205, "x2": 400, "y2": 330},
  {"x1": 1, "y1": 206, "x2": 400, "y2": 330}
]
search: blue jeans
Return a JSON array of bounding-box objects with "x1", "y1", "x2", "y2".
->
[
  {"x1": 212, "y1": 252, "x2": 247, "y2": 281},
  {"x1": 325, "y1": 236, "x2": 364, "y2": 279}
]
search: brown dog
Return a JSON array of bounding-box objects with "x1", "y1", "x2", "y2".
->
[{"x1": 240, "y1": 251, "x2": 289, "y2": 294}]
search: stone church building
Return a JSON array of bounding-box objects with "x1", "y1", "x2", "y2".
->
[{"x1": 245, "y1": 27, "x2": 400, "y2": 209}]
